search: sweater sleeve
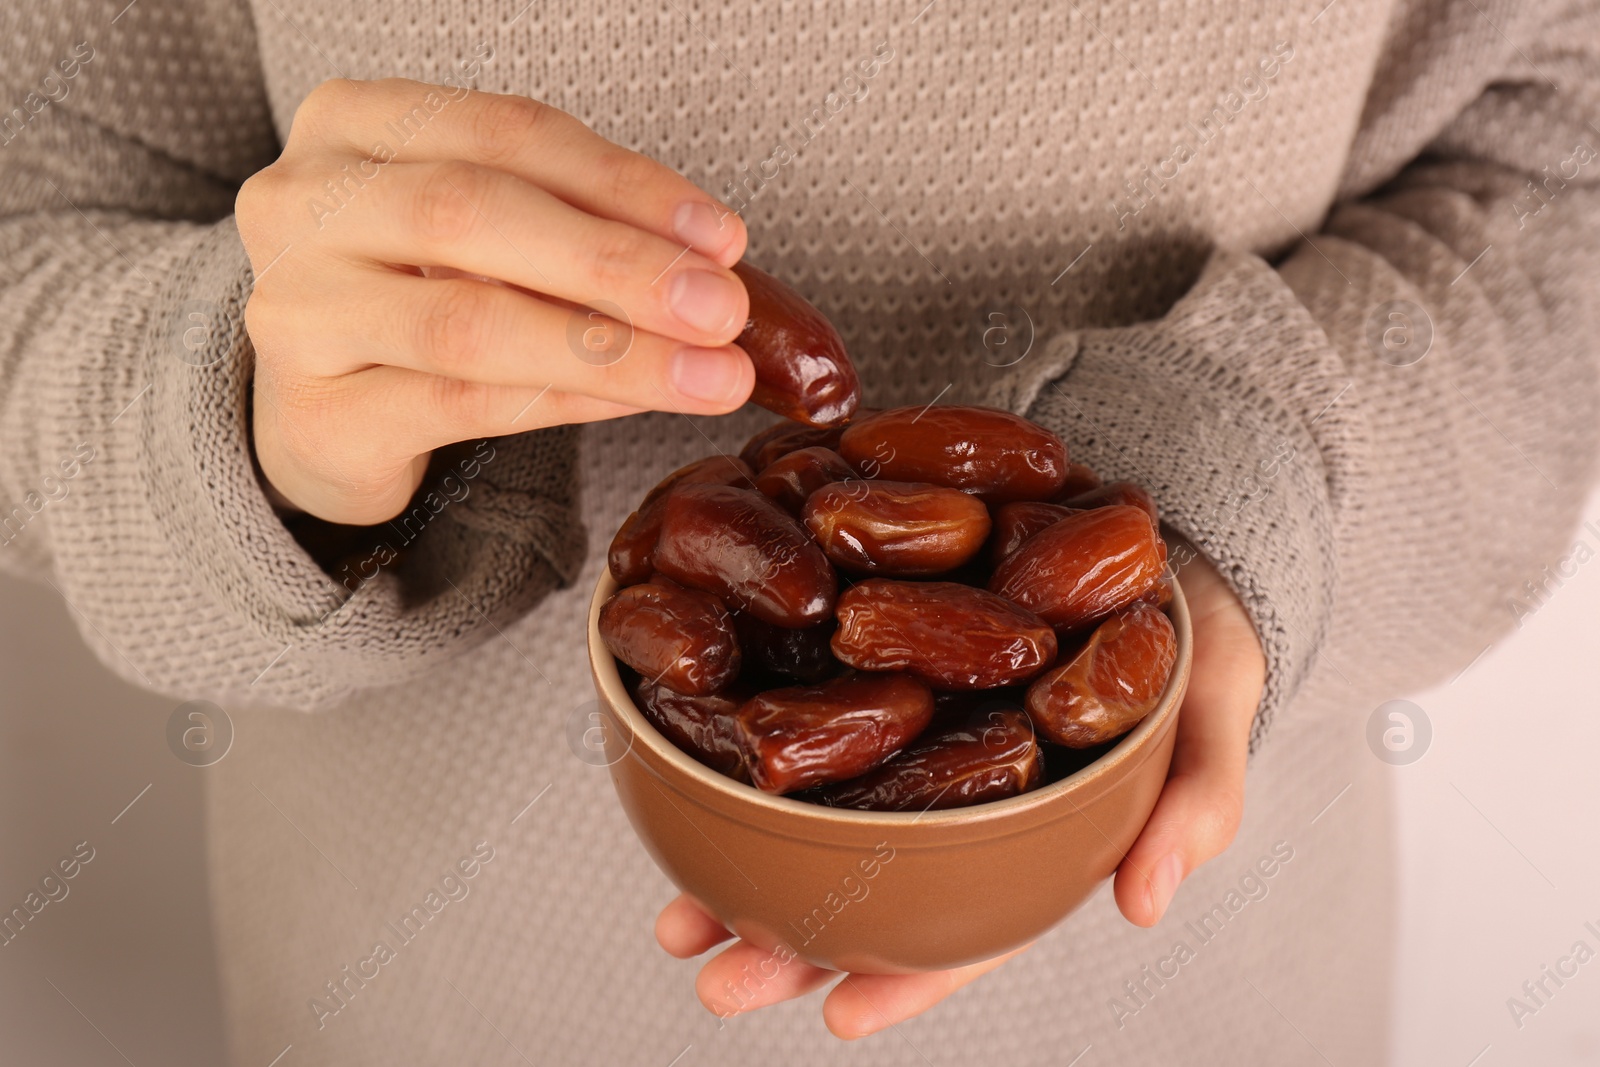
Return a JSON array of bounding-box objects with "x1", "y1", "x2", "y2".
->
[
  {"x1": 991, "y1": 0, "x2": 1600, "y2": 753},
  {"x1": 0, "y1": 2, "x2": 583, "y2": 708}
]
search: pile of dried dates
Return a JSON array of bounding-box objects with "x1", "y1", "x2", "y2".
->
[{"x1": 599, "y1": 266, "x2": 1177, "y2": 812}]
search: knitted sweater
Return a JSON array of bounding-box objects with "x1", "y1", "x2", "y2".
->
[{"x1": 1, "y1": 0, "x2": 1596, "y2": 1064}]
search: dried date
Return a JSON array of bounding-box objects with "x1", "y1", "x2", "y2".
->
[
  {"x1": 1060, "y1": 480, "x2": 1160, "y2": 525},
  {"x1": 1024, "y1": 602, "x2": 1177, "y2": 747},
  {"x1": 631, "y1": 677, "x2": 751, "y2": 781},
  {"x1": 738, "y1": 421, "x2": 847, "y2": 472},
  {"x1": 734, "y1": 612, "x2": 841, "y2": 684},
  {"x1": 931, "y1": 688, "x2": 1029, "y2": 720},
  {"x1": 733, "y1": 261, "x2": 861, "y2": 427},
  {"x1": 733, "y1": 673, "x2": 935, "y2": 793},
  {"x1": 810, "y1": 708, "x2": 1043, "y2": 811},
  {"x1": 832, "y1": 579, "x2": 1057, "y2": 689},
  {"x1": 1057, "y1": 461, "x2": 1102, "y2": 499},
  {"x1": 605, "y1": 392, "x2": 1180, "y2": 806},
  {"x1": 754, "y1": 446, "x2": 858, "y2": 516},
  {"x1": 1138, "y1": 570, "x2": 1176, "y2": 609},
  {"x1": 608, "y1": 455, "x2": 755, "y2": 585},
  {"x1": 803, "y1": 479, "x2": 991, "y2": 575},
  {"x1": 987, "y1": 500, "x2": 1082, "y2": 567},
  {"x1": 653, "y1": 484, "x2": 837, "y2": 626},
  {"x1": 598, "y1": 579, "x2": 741, "y2": 696},
  {"x1": 838, "y1": 404, "x2": 1070, "y2": 503},
  {"x1": 988, "y1": 505, "x2": 1165, "y2": 630}
]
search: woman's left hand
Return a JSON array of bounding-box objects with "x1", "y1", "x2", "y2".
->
[{"x1": 653, "y1": 548, "x2": 1266, "y2": 1038}]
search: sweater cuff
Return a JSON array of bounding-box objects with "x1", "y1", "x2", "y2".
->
[
  {"x1": 988, "y1": 257, "x2": 1338, "y2": 753},
  {"x1": 139, "y1": 220, "x2": 583, "y2": 707}
]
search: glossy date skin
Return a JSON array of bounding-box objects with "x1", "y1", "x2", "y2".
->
[
  {"x1": 810, "y1": 708, "x2": 1043, "y2": 811},
  {"x1": 987, "y1": 500, "x2": 1082, "y2": 567},
  {"x1": 1057, "y1": 461, "x2": 1102, "y2": 499},
  {"x1": 732, "y1": 261, "x2": 861, "y2": 428},
  {"x1": 1139, "y1": 570, "x2": 1176, "y2": 609},
  {"x1": 754, "y1": 446, "x2": 858, "y2": 516},
  {"x1": 930, "y1": 687, "x2": 1029, "y2": 720},
  {"x1": 838, "y1": 405, "x2": 1070, "y2": 503},
  {"x1": 631, "y1": 677, "x2": 751, "y2": 782},
  {"x1": 608, "y1": 455, "x2": 756, "y2": 585},
  {"x1": 737, "y1": 420, "x2": 847, "y2": 473},
  {"x1": 733, "y1": 672, "x2": 935, "y2": 793},
  {"x1": 734, "y1": 612, "x2": 841, "y2": 684},
  {"x1": 1060, "y1": 480, "x2": 1160, "y2": 525},
  {"x1": 803, "y1": 480, "x2": 991, "y2": 575},
  {"x1": 606, "y1": 399, "x2": 1183, "y2": 817},
  {"x1": 1024, "y1": 602, "x2": 1177, "y2": 747},
  {"x1": 599, "y1": 579, "x2": 741, "y2": 696},
  {"x1": 831, "y1": 579, "x2": 1057, "y2": 689},
  {"x1": 653, "y1": 484, "x2": 837, "y2": 626},
  {"x1": 988, "y1": 504, "x2": 1165, "y2": 630}
]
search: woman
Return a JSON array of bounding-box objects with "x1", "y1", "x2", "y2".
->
[{"x1": 1, "y1": 0, "x2": 1594, "y2": 1063}]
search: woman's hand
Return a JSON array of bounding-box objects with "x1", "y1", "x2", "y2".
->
[
  {"x1": 237, "y1": 78, "x2": 754, "y2": 524},
  {"x1": 653, "y1": 547, "x2": 1266, "y2": 1037},
  {"x1": 1111, "y1": 542, "x2": 1265, "y2": 925}
]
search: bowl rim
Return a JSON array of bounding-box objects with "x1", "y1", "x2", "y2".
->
[{"x1": 589, "y1": 568, "x2": 1191, "y2": 828}]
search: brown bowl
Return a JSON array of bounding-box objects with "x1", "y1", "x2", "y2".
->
[{"x1": 587, "y1": 571, "x2": 1192, "y2": 974}]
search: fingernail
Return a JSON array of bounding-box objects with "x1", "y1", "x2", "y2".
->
[
  {"x1": 669, "y1": 269, "x2": 744, "y2": 336},
  {"x1": 671, "y1": 346, "x2": 748, "y2": 405},
  {"x1": 1149, "y1": 853, "x2": 1184, "y2": 923},
  {"x1": 672, "y1": 201, "x2": 737, "y2": 260}
]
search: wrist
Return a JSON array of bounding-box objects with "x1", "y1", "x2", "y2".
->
[{"x1": 246, "y1": 379, "x2": 304, "y2": 520}]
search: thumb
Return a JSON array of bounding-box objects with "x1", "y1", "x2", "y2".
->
[{"x1": 1113, "y1": 555, "x2": 1264, "y2": 927}]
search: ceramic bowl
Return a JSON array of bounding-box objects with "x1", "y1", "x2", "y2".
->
[{"x1": 587, "y1": 571, "x2": 1191, "y2": 974}]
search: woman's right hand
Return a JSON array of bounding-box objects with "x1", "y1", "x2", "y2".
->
[{"x1": 236, "y1": 78, "x2": 753, "y2": 524}]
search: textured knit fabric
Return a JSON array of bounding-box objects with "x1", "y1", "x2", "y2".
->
[{"x1": 2, "y1": 1, "x2": 1598, "y2": 1065}]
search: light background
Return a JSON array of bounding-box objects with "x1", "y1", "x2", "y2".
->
[
  {"x1": 0, "y1": 487, "x2": 1596, "y2": 1066},
  {"x1": 1389, "y1": 482, "x2": 1600, "y2": 1067}
]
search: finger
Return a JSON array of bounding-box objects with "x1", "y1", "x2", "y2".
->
[
  {"x1": 263, "y1": 375, "x2": 643, "y2": 524},
  {"x1": 316, "y1": 273, "x2": 753, "y2": 413},
  {"x1": 1113, "y1": 583, "x2": 1262, "y2": 927},
  {"x1": 694, "y1": 940, "x2": 837, "y2": 1019},
  {"x1": 654, "y1": 895, "x2": 735, "y2": 959},
  {"x1": 821, "y1": 944, "x2": 1032, "y2": 1040},
  {"x1": 328, "y1": 159, "x2": 749, "y2": 348},
  {"x1": 357, "y1": 367, "x2": 651, "y2": 458},
  {"x1": 290, "y1": 79, "x2": 746, "y2": 265}
]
